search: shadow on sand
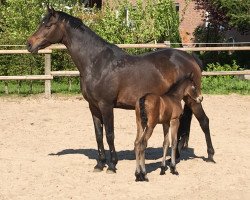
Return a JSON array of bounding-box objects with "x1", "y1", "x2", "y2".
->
[{"x1": 49, "y1": 147, "x2": 207, "y2": 174}]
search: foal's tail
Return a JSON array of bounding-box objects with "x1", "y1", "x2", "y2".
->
[{"x1": 139, "y1": 94, "x2": 148, "y2": 130}]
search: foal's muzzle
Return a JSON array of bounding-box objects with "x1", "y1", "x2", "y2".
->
[{"x1": 196, "y1": 95, "x2": 203, "y2": 103}]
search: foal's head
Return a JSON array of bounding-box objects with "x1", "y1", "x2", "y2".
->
[{"x1": 184, "y1": 73, "x2": 203, "y2": 103}]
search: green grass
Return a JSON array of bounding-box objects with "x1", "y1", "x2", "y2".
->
[
  {"x1": 0, "y1": 77, "x2": 249, "y2": 96},
  {"x1": 202, "y1": 76, "x2": 250, "y2": 95}
]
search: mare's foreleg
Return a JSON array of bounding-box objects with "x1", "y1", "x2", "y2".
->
[
  {"x1": 177, "y1": 104, "x2": 193, "y2": 158},
  {"x1": 160, "y1": 123, "x2": 170, "y2": 175},
  {"x1": 99, "y1": 103, "x2": 118, "y2": 173},
  {"x1": 170, "y1": 119, "x2": 179, "y2": 175},
  {"x1": 190, "y1": 101, "x2": 215, "y2": 162},
  {"x1": 89, "y1": 104, "x2": 106, "y2": 172}
]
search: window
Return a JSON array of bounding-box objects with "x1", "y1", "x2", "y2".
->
[
  {"x1": 175, "y1": 3, "x2": 180, "y2": 12},
  {"x1": 83, "y1": 0, "x2": 102, "y2": 9}
]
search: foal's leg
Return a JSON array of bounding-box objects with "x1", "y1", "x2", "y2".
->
[
  {"x1": 134, "y1": 123, "x2": 144, "y2": 181},
  {"x1": 99, "y1": 103, "x2": 118, "y2": 173},
  {"x1": 160, "y1": 123, "x2": 170, "y2": 175},
  {"x1": 139, "y1": 127, "x2": 154, "y2": 182},
  {"x1": 189, "y1": 101, "x2": 215, "y2": 162},
  {"x1": 177, "y1": 104, "x2": 193, "y2": 158},
  {"x1": 170, "y1": 119, "x2": 179, "y2": 175},
  {"x1": 89, "y1": 104, "x2": 106, "y2": 172}
]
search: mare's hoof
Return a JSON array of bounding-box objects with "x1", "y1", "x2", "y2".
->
[
  {"x1": 204, "y1": 154, "x2": 216, "y2": 163},
  {"x1": 93, "y1": 162, "x2": 105, "y2": 172},
  {"x1": 135, "y1": 172, "x2": 149, "y2": 182},
  {"x1": 206, "y1": 157, "x2": 216, "y2": 163},
  {"x1": 160, "y1": 166, "x2": 166, "y2": 175}
]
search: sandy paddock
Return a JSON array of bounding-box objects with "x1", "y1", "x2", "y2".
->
[{"x1": 0, "y1": 94, "x2": 250, "y2": 200}]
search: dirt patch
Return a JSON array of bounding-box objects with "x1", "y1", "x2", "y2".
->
[{"x1": 0, "y1": 94, "x2": 249, "y2": 200}]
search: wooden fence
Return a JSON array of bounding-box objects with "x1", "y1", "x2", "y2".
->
[{"x1": 0, "y1": 44, "x2": 250, "y2": 97}]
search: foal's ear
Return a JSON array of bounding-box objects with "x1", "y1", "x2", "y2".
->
[{"x1": 189, "y1": 72, "x2": 194, "y2": 80}]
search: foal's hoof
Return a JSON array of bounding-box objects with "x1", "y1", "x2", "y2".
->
[
  {"x1": 170, "y1": 167, "x2": 179, "y2": 175},
  {"x1": 171, "y1": 170, "x2": 179, "y2": 175},
  {"x1": 160, "y1": 166, "x2": 166, "y2": 175},
  {"x1": 106, "y1": 163, "x2": 117, "y2": 174},
  {"x1": 135, "y1": 172, "x2": 149, "y2": 182},
  {"x1": 93, "y1": 162, "x2": 105, "y2": 172}
]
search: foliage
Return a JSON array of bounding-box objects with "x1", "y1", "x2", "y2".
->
[
  {"x1": 0, "y1": 0, "x2": 181, "y2": 73},
  {"x1": 195, "y1": 0, "x2": 250, "y2": 33},
  {"x1": 202, "y1": 61, "x2": 250, "y2": 94}
]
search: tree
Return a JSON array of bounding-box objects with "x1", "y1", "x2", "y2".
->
[{"x1": 195, "y1": 0, "x2": 250, "y2": 33}]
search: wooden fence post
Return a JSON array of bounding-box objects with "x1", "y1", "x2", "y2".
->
[{"x1": 44, "y1": 54, "x2": 51, "y2": 98}]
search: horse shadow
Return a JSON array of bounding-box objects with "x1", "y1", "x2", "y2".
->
[{"x1": 49, "y1": 146, "x2": 207, "y2": 174}]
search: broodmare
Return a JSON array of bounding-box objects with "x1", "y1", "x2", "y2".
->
[
  {"x1": 134, "y1": 73, "x2": 202, "y2": 181},
  {"x1": 27, "y1": 7, "x2": 215, "y2": 173}
]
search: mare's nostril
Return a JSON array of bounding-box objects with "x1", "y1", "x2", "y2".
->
[{"x1": 27, "y1": 42, "x2": 32, "y2": 51}]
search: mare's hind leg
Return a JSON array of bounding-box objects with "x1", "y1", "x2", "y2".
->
[
  {"x1": 89, "y1": 104, "x2": 106, "y2": 172},
  {"x1": 188, "y1": 100, "x2": 215, "y2": 162},
  {"x1": 99, "y1": 103, "x2": 118, "y2": 173},
  {"x1": 177, "y1": 104, "x2": 193, "y2": 158},
  {"x1": 160, "y1": 123, "x2": 170, "y2": 175}
]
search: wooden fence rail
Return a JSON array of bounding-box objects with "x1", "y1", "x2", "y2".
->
[{"x1": 0, "y1": 44, "x2": 250, "y2": 97}]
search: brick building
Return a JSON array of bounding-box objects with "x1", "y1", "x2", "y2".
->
[{"x1": 175, "y1": 0, "x2": 205, "y2": 45}]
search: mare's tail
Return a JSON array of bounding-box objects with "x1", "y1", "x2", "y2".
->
[{"x1": 139, "y1": 95, "x2": 148, "y2": 130}]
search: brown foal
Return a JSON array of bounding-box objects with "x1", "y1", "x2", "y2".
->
[{"x1": 134, "y1": 73, "x2": 203, "y2": 181}]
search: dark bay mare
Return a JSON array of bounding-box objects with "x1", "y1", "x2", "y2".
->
[
  {"x1": 27, "y1": 7, "x2": 215, "y2": 173},
  {"x1": 134, "y1": 73, "x2": 202, "y2": 181}
]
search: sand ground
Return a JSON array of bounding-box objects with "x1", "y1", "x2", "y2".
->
[{"x1": 0, "y1": 94, "x2": 249, "y2": 200}]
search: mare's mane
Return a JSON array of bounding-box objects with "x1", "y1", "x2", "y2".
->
[
  {"x1": 53, "y1": 11, "x2": 124, "y2": 53},
  {"x1": 57, "y1": 11, "x2": 84, "y2": 30}
]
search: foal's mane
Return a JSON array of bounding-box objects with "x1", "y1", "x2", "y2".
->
[{"x1": 165, "y1": 74, "x2": 192, "y2": 96}]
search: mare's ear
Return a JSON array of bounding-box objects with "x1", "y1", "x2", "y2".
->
[{"x1": 47, "y1": 5, "x2": 56, "y2": 16}]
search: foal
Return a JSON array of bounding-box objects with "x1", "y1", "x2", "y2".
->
[{"x1": 134, "y1": 73, "x2": 203, "y2": 181}]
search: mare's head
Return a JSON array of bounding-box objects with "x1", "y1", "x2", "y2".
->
[
  {"x1": 184, "y1": 72, "x2": 203, "y2": 103},
  {"x1": 27, "y1": 6, "x2": 80, "y2": 53}
]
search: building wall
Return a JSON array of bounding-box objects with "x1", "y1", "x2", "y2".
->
[{"x1": 175, "y1": 0, "x2": 205, "y2": 45}]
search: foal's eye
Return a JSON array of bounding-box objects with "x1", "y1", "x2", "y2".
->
[{"x1": 192, "y1": 86, "x2": 196, "y2": 90}]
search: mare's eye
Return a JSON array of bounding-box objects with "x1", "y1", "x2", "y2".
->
[
  {"x1": 45, "y1": 25, "x2": 51, "y2": 29},
  {"x1": 192, "y1": 86, "x2": 196, "y2": 91}
]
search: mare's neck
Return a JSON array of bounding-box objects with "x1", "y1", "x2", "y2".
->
[{"x1": 61, "y1": 22, "x2": 125, "y2": 74}]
